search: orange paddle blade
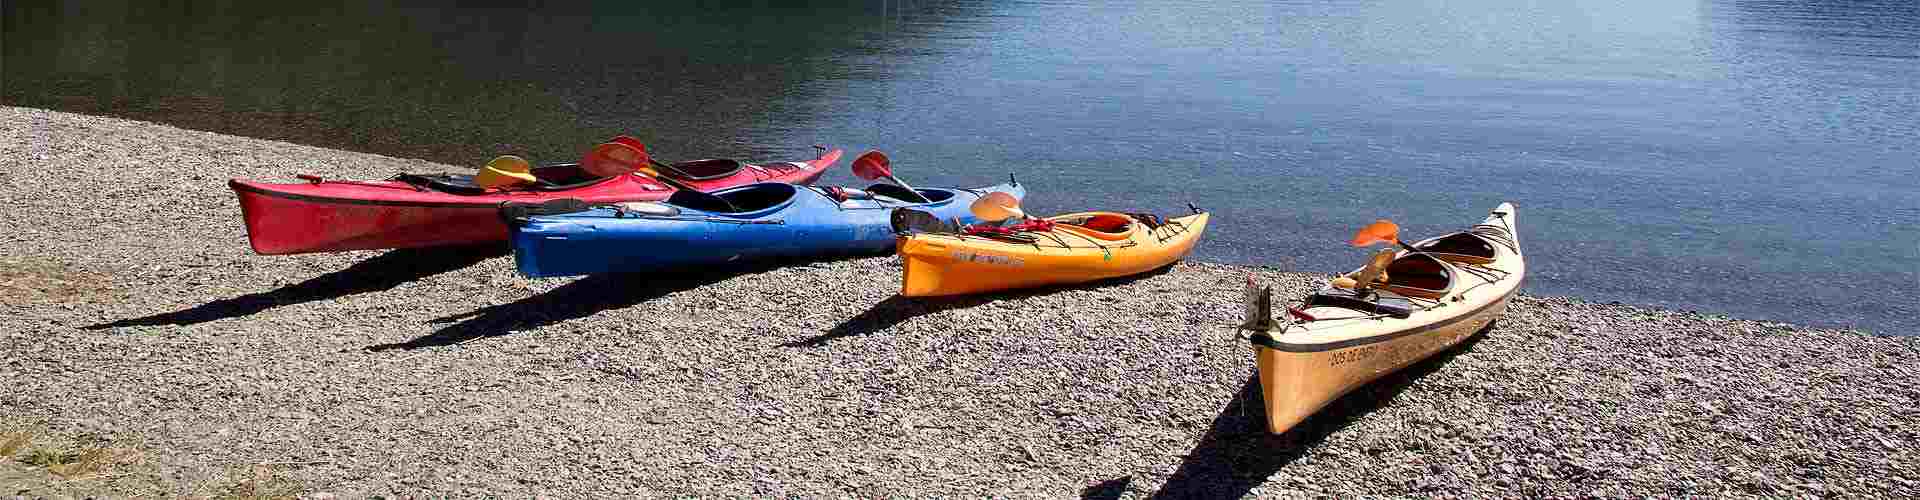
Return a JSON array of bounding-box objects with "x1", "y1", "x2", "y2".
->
[
  {"x1": 1349, "y1": 219, "x2": 1399, "y2": 247},
  {"x1": 609, "y1": 135, "x2": 648, "y2": 154},
  {"x1": 583, "y1": 142, "x2": 652, "y2": 178},
  {"x1": 851, "y1": 150, "x2": 892, "y2": 181},
  {"x1": 969, "y1": 191, "x2": 1024, "y2": 222}
]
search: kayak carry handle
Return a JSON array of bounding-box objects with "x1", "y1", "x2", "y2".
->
[{"x1": 297, "y1": 174, "x2": 323, "y2": 184}]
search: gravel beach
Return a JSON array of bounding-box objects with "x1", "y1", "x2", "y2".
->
[{"x1": 2, "y1": 106, "x2": 1916, "y2": 498}]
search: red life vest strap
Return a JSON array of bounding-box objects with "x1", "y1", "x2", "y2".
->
[{"x1": 963, "y1": 218, "x2": 1056, "y2": 236}]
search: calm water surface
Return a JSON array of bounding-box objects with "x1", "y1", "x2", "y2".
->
[{"x1": 6, "y1": 0, "x2": 1916, "y2": 332}]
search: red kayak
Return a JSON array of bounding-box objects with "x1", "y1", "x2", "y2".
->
[{"x1": 231, "y1": 148, "x2": 843, "y2": 254}]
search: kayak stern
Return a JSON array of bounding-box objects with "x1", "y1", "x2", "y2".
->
[{"x1": 230, "y1": 179, "x2": 505, "y2": 255}]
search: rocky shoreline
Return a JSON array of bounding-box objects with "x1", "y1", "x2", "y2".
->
[{"x1": 3, "y1": 106, "x2": 1915, "y2": 497}]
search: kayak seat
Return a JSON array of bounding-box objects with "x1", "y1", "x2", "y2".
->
[
  {"x1": 396, "y1": 165, "x2": 608, "y2": 195},
  {"x1": 670, "y1": 183, "x2": 795, "y2": 214},
  {"x1": 661, "y1": 159, "x2": 745, "y2": 181},
  {"x1": 499, "y1": 198, "x2": 594, "y2": 226},
  {"x1": 891, "y1": 208, "x2": 958, "y2": 235},
  {"x1": 1075, "y1": 214, "x2": 1132, "y2": 234},
  {"x1": 1415, "y1": 232, "x2": 1497, "y2": 265},
  {"x1": 1306, "y1": 287, "x2": 1414, "y2": 318},
  {"x1": 1382, "y1": 253, "x2": 1452, "y2": 299}
]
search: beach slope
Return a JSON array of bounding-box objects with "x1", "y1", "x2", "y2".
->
[{"x1": 2, "y1": 106, "x2": 1914, "y2": 497}]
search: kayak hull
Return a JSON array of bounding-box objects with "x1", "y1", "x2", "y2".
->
[
  {"x1": 1249, "y1": 203, "x2": 1525, "y2": 435},
  {"x1": 510, "y1": 182, "x2": 1026, "y2": 277},
  {"x1": 232, "y1": 184, "x2": 507, "y2": 254},
  {"x1": 896, "y1": 211, "x2": 1209, "y2": 297},
  {"x1": 1254, "y1": 292, "x2": 1513, "y2": 434},
  {"x1": 230, "y1": 149, "x2": 841, "y2": 255}
]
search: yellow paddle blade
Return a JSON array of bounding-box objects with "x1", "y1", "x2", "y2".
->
[
  {"x1": 475, "y1": 155, "x2": 536, "y2": 188},
  {"x1": 1349, "y1": 219, "x2": 1400, "y2": 247},
  {"x1": 485, "y1": 155, "x2": 530, "y2": 173},
  {"x1": 969, "y1": 191, "x2": 1025, "y2": 222}
]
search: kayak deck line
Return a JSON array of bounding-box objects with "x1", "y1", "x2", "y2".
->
[
  {"x1": 510, "y1": 181, "x2": 1027, "y2": 278},
  {"x1": 896, "y1": 209, "x2": 1210, "y2": 297},
  {"x1": 1247, "y1": 285, "x2": 1518, "y2": 353},
  {"x1": 903, "y1": 217, "x2": 1202, "y2": 251},
  {"x1": 229, "y1": 179, "x2": 504, "y2": 209}
]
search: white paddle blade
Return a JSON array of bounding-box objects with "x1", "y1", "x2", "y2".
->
[{"x1": 969, "y1": 191, "x2": 1024, "y2": 222}]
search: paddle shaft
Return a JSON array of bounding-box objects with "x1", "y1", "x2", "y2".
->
[
  {"x1": 624, "y1": 160, "x2": 704, "y2": 194},
  {"x1": 636, "y1": 159, "x2": 693, "y2": 190},
  {"x1": 886, "y1": 174, "x2": 932, "y2": 203}
]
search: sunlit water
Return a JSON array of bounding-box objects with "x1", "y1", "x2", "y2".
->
[{"x1": 6, "y1": 0, "x2": 1916, "y2": 332}]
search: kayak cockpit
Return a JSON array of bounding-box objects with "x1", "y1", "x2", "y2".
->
[
  {"x1": 1414, "y1": 231, "x2": 1498, "y2": 265},
  {"x1": 866, "y1": 184, "x2": 957, "y2": 204},
  {"x1": 658, "y1": 159, "x2": 745, "y2": 180},
  {"x1": 396, "y1": 164, "x2": 612, "y2": 194},
  {"x1": 1381, "y1": 253, "x2": 1453, "y2": 299},
  {"x1": 1304, "y1": 287, "x2": 1415, "y2": 319},
  {"x1": 669, "y1": 183, "x2": 797, "y2": 214},
  {"x1": 1055, "y1": 213, "x2": 1137, "y2": 241},
  {"x1": 1296, "y1": 252, "x2": 1452, "y2": 318}
]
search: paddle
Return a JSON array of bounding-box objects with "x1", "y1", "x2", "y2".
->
[
  {"x1": 586, "y1": 139, "x2": 740, "y2": 213},
  {"x1": 1334, "y1": 219, "x2": 1403, "y2": 292},
  {"x1": 851, "y1": 150, "x2": 931, "y2": 203},
  {"x1": 963, "y1": 192, "x2": 1057, "y2": 240},
  {"x1": 584, "y1": 141, "x2": 689, "y2": 191},
  {"x1": 1352, "y1": 218, "x2": 1435, "y2": 254},
  {"x1": 475, "y1": 155, "x2": 536, "y2": 189},
  {"x1": 609, "y1": 135, "x2": 702, "y2": 180},
  {"x1": 968, "y1": 191, "x2": 1027, "y2": 222}
]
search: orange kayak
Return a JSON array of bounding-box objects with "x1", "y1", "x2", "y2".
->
[{"x1": 895, "y1": 209, "x2": 1209, "y2": 297}]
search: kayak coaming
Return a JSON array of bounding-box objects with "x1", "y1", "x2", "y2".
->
[
  {"x1": 510, "y1": 181, "x2": 1027, "y2": 278},
  {"x1": 1251, "y1": 203, "x2": 1524, "y2": 435},
  {"x1": 895, "y1": 210, "x2": 1210, "y2": 297},
  {"x1": 229, "y1": 149, "x2": 841, "y2": 255}
]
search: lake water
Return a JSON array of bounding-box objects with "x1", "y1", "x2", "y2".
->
[{"x1": 5, "y1": 0, "x2": 1916, "y2": 333}]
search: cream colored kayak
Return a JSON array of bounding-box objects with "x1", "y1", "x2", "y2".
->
[{"x1": 1242, "y1": 203, "x2": 1525, "y2": 435}]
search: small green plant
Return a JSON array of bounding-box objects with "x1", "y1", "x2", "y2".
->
[
  {"x1": 214, "y1": 465, "x2": 303, "y2": 500},
  {"x1": 0, "y1": 428, "x2": 31, "y2": 457},
  {"x1": 23, "y1": 448, "x2": 73, "y2": 467},
  {"x1": 47, "y1": 446, "x2": 117, "y2": 478}
]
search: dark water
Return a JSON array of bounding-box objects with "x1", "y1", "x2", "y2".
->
[{"x1": 6, "y1": 0, "x2": 1916, "y2": 333}]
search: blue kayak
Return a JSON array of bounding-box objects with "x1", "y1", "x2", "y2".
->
[{"x1": 505, "y1": 179, "x2": 1027, "y2": 277}]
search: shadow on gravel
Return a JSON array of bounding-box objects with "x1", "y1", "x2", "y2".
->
[
  {"x1": 1081, "y1": 476, "x2": 1132, "y2": 500},
  {"x1": 368, "y1": 256, "x2": 854, "y2": 351},
  {"x1": 83, "y1": 244, "x2": 505, "y2": 330},
  {"x1": 1150, "y1": 324, "x2": 1493, "y2": 499},
  {"x1": 779, "y1": 264, "x2": 1178, "y2": 347}
]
